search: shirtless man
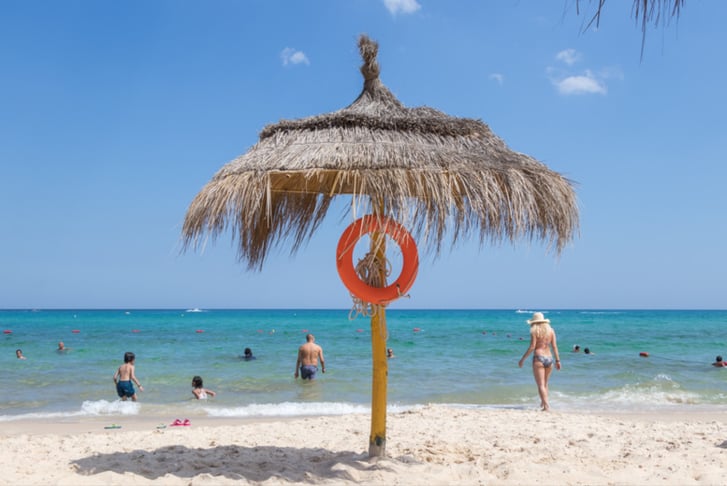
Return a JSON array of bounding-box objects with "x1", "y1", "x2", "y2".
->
[{"x1": 294, "y1": 334, "x2": 325, "y2": 380}]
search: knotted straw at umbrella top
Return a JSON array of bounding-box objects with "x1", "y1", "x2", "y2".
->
[{"x1": 182, "y1": 34, "x2": 579, "y2": 270}]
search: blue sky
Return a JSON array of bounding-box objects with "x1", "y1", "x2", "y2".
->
[{"x1": 1, "y1": 1, "x2": 725, "y2": 310}]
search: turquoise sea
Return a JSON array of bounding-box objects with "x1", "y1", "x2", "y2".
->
[{"x1": 2, "y1": 309, "x2": 726, "y2": 421}]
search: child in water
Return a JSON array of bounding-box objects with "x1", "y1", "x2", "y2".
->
[
  {"x1": 192, "y1": 376, "x2": 216, "y2": 399},
  {"x1": 113, "y1": 352, "x2": 143, "y2": 401}
]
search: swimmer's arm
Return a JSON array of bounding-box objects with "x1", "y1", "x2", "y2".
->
[
  {"x1": 113, "y1": 367, "x2": 120, "y2": 384},
  {"x1": 130, "y1": 367, "x2": 143, "y2": 391},
  {"x1": 518, "y1": 335, "x2": 536, "y2": 367},
  {"x1": 552, "y1": 331, "x2": 562, "y2": 370},
  {"x1": 206, "y1": 389, "x2": 216, "y2": 397},
  {"x1": 294, "y1": 350, "x2": 302, "y2": 378},
  {"x1": 319, "y1": 348, "x2": 325, "y2": 373},
  {"x1": 551, "y1": 331, "x2": 561, "y2": 361}
]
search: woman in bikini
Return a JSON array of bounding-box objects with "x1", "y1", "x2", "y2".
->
[{"x1": 518, "y1": 312, "x2": 561, "y2": 411}]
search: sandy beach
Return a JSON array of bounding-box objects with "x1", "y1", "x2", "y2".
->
[{"x1": 1, "y1": 405, "x2": 726, "y2": 485}]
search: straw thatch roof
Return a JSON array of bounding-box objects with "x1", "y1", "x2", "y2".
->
[{"x1": 182, "y1": 35, "x2": 579, "y2": 270}]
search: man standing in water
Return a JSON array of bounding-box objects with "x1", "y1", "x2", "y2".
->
[{"x1": 294, "y1": 334, "x2": 325, "y2": 380}]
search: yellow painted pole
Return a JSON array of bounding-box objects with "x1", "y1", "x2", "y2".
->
[{"x1": 368, "y1": 229, "x2": 388, "y2": 457}]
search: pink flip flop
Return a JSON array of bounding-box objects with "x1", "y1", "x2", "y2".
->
[
  {"x1": 170, "y1": 419, "x2": 183, "y2": 426},
  {"x1": 182, "y1": 419, "x2": 191, "y2": 426}
]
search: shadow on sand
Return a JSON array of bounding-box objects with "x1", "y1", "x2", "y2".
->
[{"x1": 71, "y1": 444, "x2": 401, "y2": 482}]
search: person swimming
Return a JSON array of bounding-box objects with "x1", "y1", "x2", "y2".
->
[
  {"x1": 242, "y1": 347, "x2": 256, "y2": 361},
  {"x1": 192, "y1": 375, "x2": 216, "y2": 399}
]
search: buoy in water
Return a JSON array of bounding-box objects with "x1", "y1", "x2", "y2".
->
[
  {"x1": 3, "y1": 330, "x2": 11, "y2": 334},
  {"x1": 195, "y1": 329, "x2": 204, "y2": 333},
  {"x1": 639, "y1": 351, "x2": 649, "y2": 357},
  {"x1": 413, "y1": 327, "x2": 421, "y2": 332},
  {"x1": 131, "y1": 329, "x2": 140, "y2": 333},
  {"x1": 72, "y1": 330, "x2": 80, "y2": 333}
]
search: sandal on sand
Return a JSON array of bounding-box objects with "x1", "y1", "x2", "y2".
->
[
  {"x1": 182, "y1": 419, "x2": 191, "y2": 426},
  {"x1": 170, "y1": 419, "x2": 183, "y2": 426},
  {"x1": 104, "y1": 424, "x2": 122, "y2": 429}
]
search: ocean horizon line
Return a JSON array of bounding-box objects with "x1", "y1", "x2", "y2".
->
[{"x1": 2, "y1": 307, "x2": 727, "y2": 312}]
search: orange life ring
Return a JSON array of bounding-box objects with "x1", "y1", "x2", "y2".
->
[
  {"x1": 639, "y1": 352, "x2": 649, "y2": 357},
  {"x1": 336, "y1": 215, "x2": 418, "y2": 305}
]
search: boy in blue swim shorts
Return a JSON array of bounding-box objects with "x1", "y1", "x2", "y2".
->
[{"x1": 113, "y1": 351, "x2": 144, "y2": 401}]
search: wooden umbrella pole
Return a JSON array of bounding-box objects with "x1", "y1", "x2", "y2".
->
[{"x1": 368, "y1": 226, "x2": 388, "y2": 458}]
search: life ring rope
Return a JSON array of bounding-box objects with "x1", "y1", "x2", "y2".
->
[{"x1": 348, "y1": 250, "x2": 392, "y2": 320}]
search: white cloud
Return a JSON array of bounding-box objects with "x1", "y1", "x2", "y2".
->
[
  {"x1": 553, "y1": 71, "x2": 607, "y2": 95},
  {"x1": 489, "y1": 73, "x2": 504, "y2": 85},
  {"x1": 555, "y1": 48, "x2": 581, "y2": 66},
  {"x1": 280, "y1": 47, "x2": 310, "y2": 66},
  {"x1": 548, "y1": 49, "x2": 619, "y2": 96},
  {"x1": 383, "y1": 0, "x2": 421, "y2": 15}
]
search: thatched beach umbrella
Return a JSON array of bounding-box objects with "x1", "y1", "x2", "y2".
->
[{"x1": 182, "y1": 35, "x2": 578, "y2": 457}]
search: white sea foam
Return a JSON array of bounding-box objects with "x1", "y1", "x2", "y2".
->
[
  {"x1": 553, "y1": 383, "x2": 702, "y2": 412},
  {"x1": 0, "y1": 410, "x2": 86, "y2": 422},
  {"x1": 204, "y1": 401, "x2": 417, "y2": 418},
  {"x1": 600, "y1": 387, "x2": 699, "y2": 406},
  {"x1": 80, "y1": 399, "x2": 141, "y2": 415},
  {"x1": 0, "y1": 400, "x2": 139, "y2": 422}
]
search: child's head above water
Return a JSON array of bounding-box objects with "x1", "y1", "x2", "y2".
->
[
  {"x1": 124, "y1": 351, "x2": 136, "y2": 363},
  {"x1": 192, "y1": 376, "x2": 204, "y2": 388}
]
